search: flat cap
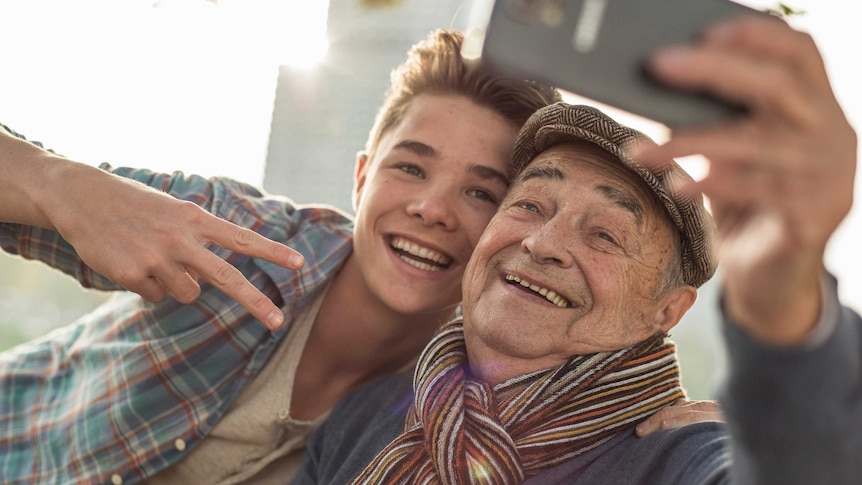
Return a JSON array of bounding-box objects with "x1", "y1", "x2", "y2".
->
[{"x1": 511, "y1": 103, "x2": 715, "y2": 288}]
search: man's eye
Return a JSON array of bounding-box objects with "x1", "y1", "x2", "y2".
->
[
  {"x1": 518, "y1": 202, "x2": 540, "y2": 213},
  {"x1": 597, "y1": 231, "x2": 617, "y2": 245},
  {"x1": 398, "y1": 164, "x2": 423, "y2": 178}
]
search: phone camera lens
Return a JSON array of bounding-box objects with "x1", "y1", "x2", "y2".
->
[{"x1": 504, "y1": 0, "x2": 566, "y2": 27}]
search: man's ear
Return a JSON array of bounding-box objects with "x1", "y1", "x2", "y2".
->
[
  {"x1": 656, "y1": 285, "x2": 697, "y2": 334},
  {"x1": 352, "y1": 152, "x2": 369, "y2": 213}
]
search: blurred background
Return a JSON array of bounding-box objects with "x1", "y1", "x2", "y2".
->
[{"x1": 1, "y1": 0, "x2": 859, "y2": 400}]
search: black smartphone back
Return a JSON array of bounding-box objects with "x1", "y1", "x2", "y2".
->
[{"x1": 478, "y1": 0, "x2": 765, "y2": 128}]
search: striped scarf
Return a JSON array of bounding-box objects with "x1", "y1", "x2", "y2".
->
[{"x1": 350, "y1": 320, "x2": 684, "y2": 484}]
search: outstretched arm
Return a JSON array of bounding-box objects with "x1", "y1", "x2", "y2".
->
[
  {"x1": 0, "y1": 126, "x2": 305, "y2": 329},
  {"x1": 635, "y1": 15, "x2": 860, "y2": 484},
  {"x1": 636, "y1": 15, "x2": 855, "y2": 344}
]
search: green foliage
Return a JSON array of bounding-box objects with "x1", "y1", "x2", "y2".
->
[{"x1": 766, "y1": 3, "x2": 807, "y2": 18}]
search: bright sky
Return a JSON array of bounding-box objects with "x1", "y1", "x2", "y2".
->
[
  {"x1": 1, "y1": 0, "x2": 859, "y2": 311},
  {"x1": 0, "y1": 0, "x2": 329, "y2": 184}
]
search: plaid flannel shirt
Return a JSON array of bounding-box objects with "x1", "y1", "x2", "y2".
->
[{"x1": 0, "y1": 145, "x2": 355, "y2": 484}]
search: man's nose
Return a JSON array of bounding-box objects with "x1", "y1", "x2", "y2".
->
[{"x1": 521, "y1": 217, "x2": 574, "y2": 267}]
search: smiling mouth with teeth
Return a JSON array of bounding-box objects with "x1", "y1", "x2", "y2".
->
[
  {"x1": 505, "y1": 274, "x2": 570, "y2": 308},
  {"x1": 391, "y1": 236, "x2": 452, "y2": 272}
]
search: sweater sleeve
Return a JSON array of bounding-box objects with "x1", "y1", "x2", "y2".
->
[{"x1": 717, "y1": 278, "x2": 862, "y2": 485}]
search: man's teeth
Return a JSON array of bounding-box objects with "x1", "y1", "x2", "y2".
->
[
  {"x1": 505, "y1": 274, "x2": 570, "y2": 308},
  {"x1": 391, "y1": 236, "x2": 451, "y2": 271}
]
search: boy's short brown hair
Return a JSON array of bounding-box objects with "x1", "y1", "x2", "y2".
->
[{"x1": 363, "y1": 29, "x2": 561, "y2": 175}]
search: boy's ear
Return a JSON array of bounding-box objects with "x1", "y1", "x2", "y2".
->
[
  {"x1": 352, "y1": 152, "x2": 369, "y2": 213},
  {"x1": 656, "y1": 285, "x2": 697, "y2": 335}
]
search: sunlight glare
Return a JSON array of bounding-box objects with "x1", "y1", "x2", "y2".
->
[
  {"x1": 218, "y1": 0, "x2": 330, "y2": 70},
  {"x1": 1, "y1": 0, "x2": 330, "y2": 185}
]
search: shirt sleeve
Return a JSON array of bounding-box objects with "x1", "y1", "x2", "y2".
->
[
  {"x1": 1, "y1": 122, "x2": 58, "y2": 153},
  {"x1": 795, "y1": 273, "x2": 840, "y2": 349},
  {"x1": 0, "y1": 143, "x2": 272, "y2": 290}
]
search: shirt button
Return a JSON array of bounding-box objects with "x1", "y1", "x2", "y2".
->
[
  {"x1": 111, "y1": 474, "x2": 123, "y2": 485},
  {"x1": 278, "y1": 408, "x2": 290, "y2": 421},
  {"x1": 174, "y1": 438, "x2": 187, "y2": 452}
]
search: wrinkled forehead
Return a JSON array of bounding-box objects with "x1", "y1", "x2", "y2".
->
[
  {"x1": 515, "y1": 142, "x2": 672, "y2": 224},
  {"x1": 516, "y1": 142, "x2": 641, "y2": 191}
]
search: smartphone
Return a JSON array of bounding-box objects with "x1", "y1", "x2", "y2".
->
[{"x1": 476, "y1": 0, "x2": 767, "y2": 128}]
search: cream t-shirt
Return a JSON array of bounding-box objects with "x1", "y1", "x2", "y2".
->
[{"x1": 142, "y1": 288, "x2": 328, "y2": 484}]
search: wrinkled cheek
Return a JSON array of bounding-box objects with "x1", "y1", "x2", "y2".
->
[
  {"x1": 631, "y1": 311, "x2": 656, "y2": 335},
  {"x1": 622, "y1": 299, "x2": 661, "y2": 340},
  {"x1": 470, "y1": 220, "x2": 502, "y2": 253},
  {"x1": 595, "y1": 300, "x2": 649, "y2": 345},
  {"x1": 471, "y1": 213, "x2": 499, "y2": 246},
  {"x1": 461, "y1": 262, "x2": 496, "y2": 317},
  {"x1": 460, "y1": 263, "x2": 481, "y2": 309}
]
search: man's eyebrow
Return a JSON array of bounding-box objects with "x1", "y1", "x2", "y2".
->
[
  {"x1": 596, "y1": 184, "x2": 644, "y2": 225},
  {"x1": 392, "y1": 140, "x2": 437, "y2": 157},
  {"x1": 519, "y1": 165, "x2": 565, "y2": 183}
]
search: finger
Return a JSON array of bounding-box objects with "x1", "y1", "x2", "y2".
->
[
  {"x1": 636, "y1": 405, "x2": 678, "y2": 437},
  {"x1": 637, "y1": 411, "x2": 721, "y2": 437},
  {"x1": 638, "y1": 411, "x2": 722, "y2": 438},
  {"x1": 192, "y1": 250, "x2": 285, "y2": 330},
  {"x1": 636, "y1": 400, "x2": 725, "y2": 437},
  {"x1": 702, "y1": 16, "x2": 830, "y2": 88},
  {"x1": 633, "y1": 122, "x2": 788, "y2": 173},
  {"x1": 635, "y1": 417, "x2": 660, "y2": 438},
  {"x1": 635, "y1": 412, "x2": 670, "y2": 437},
  {"x1": 156, "y1": 266, "x2": 203, "y2": 304},
  {"x1": 203, "y1": 215, "x2": 305, "y2": 270},
  {"x1": 693, "y1": 163, "x2": 784, "y2": 210},
  {"x1": 649, "y1": 45, "x2": 812, "y2": 125},
  {"x1": 111, "y1": 263, "x2": 169, "y2": 302},
  {"x1": 126, "y1": 276, "x2": 169, "y2": 303},
  {"x1": 186, "y1": 267, "x2": 200, "y2": 284},
  {"x1": 663, "y1": 410, "x2": 724, "y2": 427},
  {"x1": 647, "y1": 16, "x2": 831, "y2": 128},
  {"x1": 630, "y1": 125, "x2": 734, "y2": 167}
]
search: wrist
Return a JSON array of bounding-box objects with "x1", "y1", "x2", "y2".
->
[
  {"x1": 38, "y1": 158, "x2": 110, "y2": 236},
  {"x1": 0, "y1": 134, "x2": 60, "y2": 229},
  {"x1": 723, "y1": 262, "x2": 824, "y2": 346}
]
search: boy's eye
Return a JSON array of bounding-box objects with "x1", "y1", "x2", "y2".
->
[
  {"x1": 467, "y1": 188, "x2": 498, "y2": 205},
  {"x1": 398, "y1": 164, "x2": 424, "y2": 178}
]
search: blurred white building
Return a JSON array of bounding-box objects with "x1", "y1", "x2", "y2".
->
[{"x1": 264, "y1": 0, "x2": 479, "y2": 211}]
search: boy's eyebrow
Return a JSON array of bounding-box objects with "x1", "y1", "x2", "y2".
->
[
  {"x1": 395, "y1": 139, "x2": 510, "y2": 187},
  {"x1": 393, "y1": 140, "x2": 437, "y2": 157}
]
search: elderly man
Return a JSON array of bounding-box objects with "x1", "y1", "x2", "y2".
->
[{"x1": 293, "y1": 17, "x2": 861, "y2": 484}]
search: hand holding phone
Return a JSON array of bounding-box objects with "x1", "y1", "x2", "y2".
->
[{"x1": 477, "y1": 0, "x2": 769, "y2": 128}]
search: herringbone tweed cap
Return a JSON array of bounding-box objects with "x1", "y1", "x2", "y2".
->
[{"x1": 512, "y1": 103, "x2": 716, "y2": 288}]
